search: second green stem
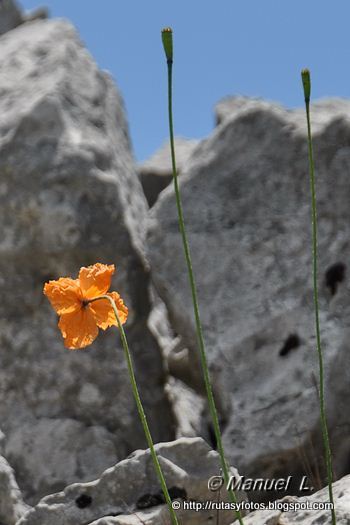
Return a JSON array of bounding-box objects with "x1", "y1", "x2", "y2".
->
[
  {"x1": 302, "y1": 69, "x2": 336, "y2": 525},
  {"x1": 166, "y1": 59, "x2": 244, "y2": 525}
]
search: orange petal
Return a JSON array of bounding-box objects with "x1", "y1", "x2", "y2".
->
[
  {"x1": 44, "y1": 278, "x2": 82, "y2": 314},
  {"x1": 58, "y1": 308, "x2": 99, "y2": 349},
  {"x1": 88, "y1": 291, "x2": 128, "y2": 330},
  {"x1": 78, "y1": 263, "x2": 115, "y2": 299}
]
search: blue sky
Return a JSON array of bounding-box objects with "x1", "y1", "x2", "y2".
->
[{"x1": 19, "y1": 0, "x2": 350, "y2": 162}]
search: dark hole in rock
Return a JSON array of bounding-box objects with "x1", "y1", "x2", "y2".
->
[
  {"x1": 325, "y1": 262, "x2": 346, "y2": 296},
  {"x1": 207, "y1": 422, "x2": 217, "y2": 450},
  {"x1": 137, "y1": 487, "x2": 187, "y2": 509},
  {"x1": 279, "y1": 334, "x2": 300, "y2": 357},
  {"x1": 136, "y1": 493, "x2": 164, "y2": 509},
  {"x1": 168, "y1": 486, "x2": 187, "y2": 501},
  {"x1": 94, "y1": 151, "x2": 110, "y2": 171},
  {"x1": 75, "y1": 494, "x2": 92, "y2": 509}
]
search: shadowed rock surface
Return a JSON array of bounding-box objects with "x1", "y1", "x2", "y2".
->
[
  {"x1": 0, "y1": 18, "x2": 174, "y2": 502},
  {"x1": 0, "y1": 0, "x2": 22, "y2": 36},
  {"x1": 139, "y1": 138, "x2": 199, "y2": 206},
  {"x1": 147, "y1": 96, "x2": 350, "y2": 485},
  {"x1": 0, "y1": 0, "x2": 48, "y2": 36}
]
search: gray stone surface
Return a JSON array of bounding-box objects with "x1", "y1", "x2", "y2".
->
[
  {"x1": 165, "y1": 377, "x2": 206, "y2": 439},
  {"x1": 148, "y1": 298, "x2": 208, "y2": 440},
  {"x1": 237, "y1": 474, "x2": 350, "y2": 524},
  {"x1": 23, "y1": 6, "x2": 49, "y2": 23},
  {"x1": 0, "y1": 0, "x2": 48, "y2": 37},
  {"x1": 326, "y1": 326, "x2": 350, "y2": 480},
  {"x1": 17, "y1": 438, "x2": 350, "y2": 525},
  {"x1": 139, "y1": 138, "x2": 199, "y2": 206},
  {"x1": 0, "y1": 0, "x2": 22, "y2": 36},
  {"x1": 215, "y1": 96, "x2": 269, "y2": 126},
  {"x1": 17, "y1": 437, "x2": 245, "y2": 525},
  {"x1": 214, "y1": 95, "x2": 350, "y2": 128},
  {"x1": 0, "y1": 18, "x2": 174, "y2": 502},
  {"x1": 0, "y1": 455, "x2": 29, "y2": 525},
  {"x1": 5, "y1": 419, "x2": 118, "y2": 502},
  {"x1": 87, "y1": 509, "x2": 171, "y2": 524},
  {"x1": 147, "y1": 96, "x2": 350, "y2": 483}
]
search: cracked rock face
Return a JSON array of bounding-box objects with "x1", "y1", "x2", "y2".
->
[
  {"x1": 147, "y1": 96, "x2": 350, "y2": 484},
  {"x1": 0, "y1": 18, "x2": 174, "y2": 502},
  {"x1": 17, "y1": 437, "x2": 245, "y2": 525}
]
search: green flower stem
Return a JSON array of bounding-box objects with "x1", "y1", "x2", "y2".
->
[
  {"x1": 88, "y1": 295, "x2": 179, "y2": 525},
  {"x1": 161, "y1": 28, "x2": 244, "y2": 525},
  {"x1": 301, "y1": 69, "x2": 336, "y2": 525}
]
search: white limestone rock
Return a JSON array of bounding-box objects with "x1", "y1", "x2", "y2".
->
[
  {"x1": 147, "y1": 96, "x2": 350, "y2": 483},
  {"x1": 148, "y1": 298, "x2": 207, "y2": 440},
  {"x1": 17, "y1": 437, "x2": 245, "y2": 525},
  {"x1": 235, "y1": 474, "x2": 350, "y2": 524},
  {"x1": 165, "y1": 377, "x2": 206, "y2": 439},
  {"x1": 0, "y1": 455, "x2": 29, "y2": 525},
  {"x1": 0, "y1": 18, "x2": 174, "y2": 502}
]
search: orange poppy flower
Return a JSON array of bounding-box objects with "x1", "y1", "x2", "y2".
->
[{"x1": 43, "y1": 263, "x2": 128, "y2": 349}]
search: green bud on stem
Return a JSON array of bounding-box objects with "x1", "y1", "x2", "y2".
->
[
  {"x1": 301, "y1": 68, "x2": 311, "y2": 104},
  {"x1": 161, "y1": 27, "x2": 173, "y2": 62}
]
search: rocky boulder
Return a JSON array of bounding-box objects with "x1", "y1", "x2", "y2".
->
[
  {"x1": 147, "y1": 96, "x2": 350, "y2": 485},
  {"x1": 16, "y1": 437, "x2": 350, "y2": 525},
  {"x1": 17, "y1": 437, "x2": 245, "y2": 525},
  {"x1": 0, "y1": 18, "x2": 174, "y2": 502}
]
